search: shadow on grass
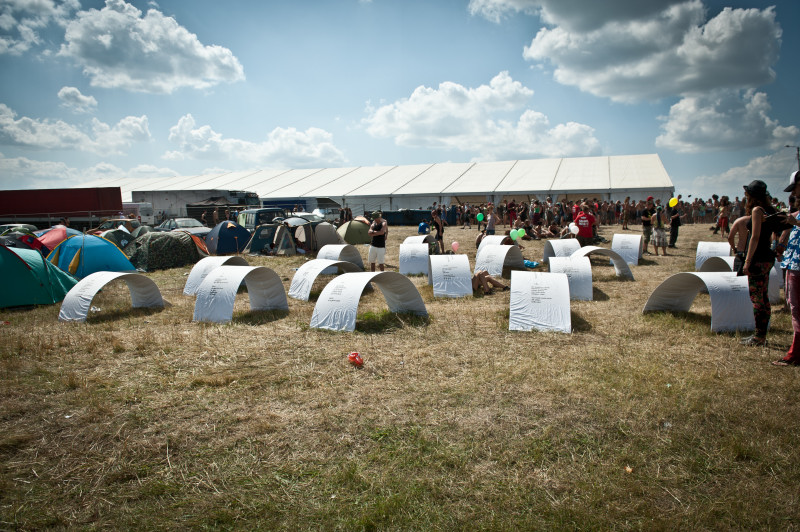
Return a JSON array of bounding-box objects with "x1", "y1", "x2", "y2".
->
[
  {"x1": 232, "y1": 309, "x2": 290, "y2": 325},
  {"x1": 571, "y1": 311, "x2": 592, "y2": 332},
  {"x1": 642, "y1": 310, "x2": 711, "y2": 328},
  {"x1": 86, "y1": 306, "x2": 165, "y2": 324},
  {"x1": 592, "y1": 287, "x2": 610, "y2": 301},
  {"x1": 354, "y1": 310, "x2": 430, "y2": 334}
]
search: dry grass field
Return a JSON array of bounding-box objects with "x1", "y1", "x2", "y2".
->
[{"x1": 2, "y1": 222, "x2": 800, "y2": 530}]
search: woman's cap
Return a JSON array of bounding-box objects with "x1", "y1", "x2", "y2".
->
[
  {"x1": 744, "y1": 179, "x2": 768, "y2": 198},
  {"x1": 784, "y1": 170, "x2": 800, "y2": 193}
]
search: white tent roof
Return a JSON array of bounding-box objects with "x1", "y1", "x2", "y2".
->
[{"x1": 76, "y1": 154, "x2": 673, "y2": 203}]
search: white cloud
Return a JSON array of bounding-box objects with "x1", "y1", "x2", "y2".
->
[
  {"x1": 693, "y1": 150, "x2": 799, "y2": 198},
  {"x1": 0, "y1": 0, "x2": 79, "y2": 55},
  {"x1": 0, "y1": 103, "x2": 150, "y2": 154},
  {"x1": 656, "y1": 90, "x2": 799, "y2": 153},
  {"x1": 165, "y1": 114, "x2": 347, "y2": 168},
  {"x1": 57, "y1": 86, "x2": 97, "y2": 113},
  {"x1": 58, "y1": 0, "x2": 244, "y2": 93},
  {"x1": 523, "y1": 2, "x2": 781, "y2": 103},
  {"x1": 362, "y1": 71, "x2": 600, "y2": 159}
]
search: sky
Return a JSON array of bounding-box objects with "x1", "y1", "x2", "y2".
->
[{"x1": 0, "y1": 0, "x2": 798, "y2": 201}]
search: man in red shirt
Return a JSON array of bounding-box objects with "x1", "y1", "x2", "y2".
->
[{"x1": 574, "y1": 203, "x2": 596, "y2": 247}]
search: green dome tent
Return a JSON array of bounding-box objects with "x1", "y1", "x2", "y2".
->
[
  {"x1": 0, "y1": 246, "x2": 78, "y2": 308},
  {"x1": 336, "y1": 220, "x2": 370, "y2": 245}
]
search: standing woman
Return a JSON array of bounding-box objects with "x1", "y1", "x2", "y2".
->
[
  {"x1": 484, "y1": 204, "x2": 497, "y2": 235},
  {"x1": 741, "y1": 180, "x2": 786, "y2": 346},
  {"x1": 775, "y1": 172, "x2": 800, "y2": 365}
]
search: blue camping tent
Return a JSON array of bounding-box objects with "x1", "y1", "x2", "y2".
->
[
  {"x1": 47, "y1": 234, "x2": 136, "y2": 278},
  {"x1": 206, "y1": 221, "x2": 250, "y2": 255}
]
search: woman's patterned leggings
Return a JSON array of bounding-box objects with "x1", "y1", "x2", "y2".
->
[{"x1": 748, "y1": 261, "x2": 773, "y2": 338}]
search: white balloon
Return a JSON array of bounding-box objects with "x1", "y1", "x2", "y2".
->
[{"x1": 569, "y1": 223, "x2": 579, "y2": 235}]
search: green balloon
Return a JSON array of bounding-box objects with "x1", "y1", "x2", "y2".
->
[
  {"x1": 510, "y1": 229, "x2": 518, "y2": 240},
  {"x1": 477, "y1": 213, "x2": 484, "y2": 222}
]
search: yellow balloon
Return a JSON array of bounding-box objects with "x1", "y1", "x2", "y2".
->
[{"x1": 669, "y1": 197, "x2": 678, "y2": 207}]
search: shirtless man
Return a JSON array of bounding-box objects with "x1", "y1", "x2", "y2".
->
[{"x1": 728, "y1": 215, "x2": 750, "y2": 273}]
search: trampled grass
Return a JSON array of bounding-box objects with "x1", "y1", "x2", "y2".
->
[{"x1": 2, "y1": 223, "x2": 800, "y2": 529}]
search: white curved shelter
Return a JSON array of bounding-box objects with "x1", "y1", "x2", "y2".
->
[
  {"x1": 310, "y1": 271, "x2": 428, "y2": 332},
  {"x1": 478, "y1": 235, "x2": 513, "y2": 253},
  {"x1": 59, "y1": 271, "x2": 164, "y2": 322},
  {"x1": 317, "y1": 244, "x2": 365, "y2": 270},
  {"x1": 642, "y1": 271, "x2": 754, "y2": 332},
  {"x1": 548, "y1": 256, "x2": 593, "y2": 301},
  {"x1": 611, "y1": 234, "x2": 643, "y2": 266},
  {"x1": 542, "y1": 239, "x2": 581, "y2": 264},
  {"x1": 184, "y1": 256, "x2": 249, "y2": 296},
  {"x1": 475, "y1": 244, "x2": 525, "y2": 277},
  {"x1": 399, "y1": 243, "x2": 430, "y2": 275},
  {"x1": 288, "y1": 259, "x2": 363, "y2": 301},
  {"x1": 700, "y1": 256, "x2": 782, "y2": 304},
  {"x1": 428, "y1": 254, "x2": 472, "y2": 298},
  {"x1": 695, "y1": 241, "x2": 731, "y2": 271},
  {"x1": 193, "y1": 266, "x2": 288, "y2": 323},
  {"x1": 403, "y1": 235, "x2": 434, "y2": 245},
  {"x1": 509, "y1": 271, "x2": 571, "y2": 333},
  {"x1": 570, "y1": 246, "x2": 635, "y2": 280}
]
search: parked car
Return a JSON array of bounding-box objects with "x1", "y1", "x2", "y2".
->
[
  {"x1": 0, "y1": 223, "x2": 38, "y2": 234},
  {"x1": 239, "y1": 208, "x2": 287, "y2": 231},
  {"x1": 312, "y1": 208, "x2": 340, "y2": 223},
  {"x1": 89, "y1": 218, "x2": 140, "y2": 234},
  {"x1": 155, "y1": 217, "x2": 212, "y2": 238}
]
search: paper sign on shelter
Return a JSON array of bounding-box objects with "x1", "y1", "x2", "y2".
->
[{"x1": 508, "y1": 271, "x2": 571, "y2": 333}]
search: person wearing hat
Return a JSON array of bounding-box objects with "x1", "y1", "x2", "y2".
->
[
  {"x1": 640, "y1": 197, "x2": 656, "y2": 254},
  {"x1": 741, "y1": 179, "x2": 792, "y2": 346},
  {"x1": 367, "y1": 211, "x2": 388, "y2": 272},
  {"x1": 774, "y1": 171, "x2": 800, "y2": 364}
]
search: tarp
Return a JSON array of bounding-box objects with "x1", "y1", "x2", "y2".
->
[
  {"x1": 570, "y1": 246, "x2": 635, "y2": 280},
  {"x1": 310, "y1": 271, "x2": 428, "y2": 332},
  {"x1": 184, "y1": 256, "x2": 249, "y2": 295},
  {"x1": 428, "y1": 254, "x2": 472, "y2": 298},
  {"x1": 288, "y1": 259, "x2": 363, "y2": 301},
  {"x1": 542, "y1": 239, "x2": 581, "y2": 264},
  {"x1": 642, "y1": 271, "x2": 754, "y2": 332},
  {"x1": 611, "y1": 234, "x2": 643, "y2": 266},
  {"x1": 47, "y1": 234, "x2": 136, "y2": 278},
  {"x1": 548, "y1": 256, "x2": 593, "y2": 301},
  {"x1": 124, "y1": 231, "x2": 206, "y2": 271},
  {"x1": 0, "y1": 246, "x2": 78, "y2": 308},
  {"x1": 193, "y1": 265, "x2": 288, "y2": 323},
  {"x1": 399, "y1": 243, "x2": 430, "y2": 275},
  {"x1": 337, "y1": 220, "x2": 370, "y2": 245},
  {"x1": 509, "y1": 271, "x2": 571, "y2": 333},
  {"x1": 695, "y1": 241, "x2": 731, "y2": 271},
  {"x1": 474, "y1": 244, "x2": 525, "y2": 277},
  {"x1": 58, "y1": 271, "x2": 164, "y2": 322},
  {"x1": 206, "y1": 221, "x2": 250, "y2": 255}
]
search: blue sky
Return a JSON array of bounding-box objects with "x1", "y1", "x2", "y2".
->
[{"x1": 0, "y1": 0, "x2": 798, "y2": 201}]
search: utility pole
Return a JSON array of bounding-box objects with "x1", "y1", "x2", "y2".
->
[{"x1": 786, "y1": 144, "x2": 800, "y2": 172}]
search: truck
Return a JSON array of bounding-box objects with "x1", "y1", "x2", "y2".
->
[
  {"x1": 131, "y1": 190, "x2": 260, "y2": 221},
  {"x1": 0, "y1": 187, "x2": 123, "y2": 231},
  {"x1": 122, "y1": 202, "x2": 155, "y2": 225}
]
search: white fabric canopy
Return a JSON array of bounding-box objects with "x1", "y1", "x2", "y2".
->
[
  {"x1": 317, "y1": 244, "x2": 365, "y2": 270},
  {"x1": 59, "y1": 271, "x2": 164, "y2": 322},
  {"x1": 642, "y1": 271, "x2": 754, "y2": 332},
  {"x1": 193, "y1": 265, "x2": 288, "y2": 323},
  {"x1": 570, "y1": 245, "x2": 635, "y2": 280},
  {"x1": 611, "y1": 234, "x2": 643, "y2": 266},
  {"x1": 399, "y1": 243, "x2": 430, "y2": 275},
  {"x1": 695, "y1": 241, "x2": 731, "y2": 271},
  {"x1": 548, "y1": 256, "x2": 593, "y2": 301},
  {"x1": 184, "y1": 256, "x2": 249, "y2": 295},
  {"x1": 403, "y1": 235, "x2": 434, "y2": 245},
  {"x1": 474, "y1": 244, "x2": 525, "y2": 277},
  {"x1": 508, "y1": 271, "x2": 571, "y2": 333},
  {"x1": 542, "y1": 239, "x2": 581, "y2": 264},
  {"x1": 700, "y1": 256, "x2": 782, "y2": 304},
  {"x1": 288, "y1": 259, "x2": 363, "y2": 301},
  {"x1": 310, "y1": 271, "x2": 428, "y2": 332},
  {"x1": 428, "y1": 254, "x2": 472, "y2": 298}
]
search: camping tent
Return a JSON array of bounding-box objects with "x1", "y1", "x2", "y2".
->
[
  {"x1": 0, "y1": 246, "x2": 78, "y2": 307},
  {"x1": 100, "y1": 228, "x2": 134, "y2": 250},
  {"x1": 337, "y1": 220, "x2": 370, "y2": 245},
  {"x1": 124, "y1": 231, "x2": 207, "y2": 271},
  {"x1": 315, "y1": 222, "x2": 343, "y2": 248},
  {"x1": 47, "y1": 235, "x2": 136, "y2": 278},
  {"x1": 35, "y1": 225, "x2": 81, "y2": 252},
  {"x1": 244, "y1": 224, "x2": 279, "y2": 255},
  {"x1": 206, "y1": 221, "x2": 250, "y2": 255}
]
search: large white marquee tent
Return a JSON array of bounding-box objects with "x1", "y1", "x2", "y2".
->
[{"x1": 77, "y1": 154, "x2": 674, "y2": 212}]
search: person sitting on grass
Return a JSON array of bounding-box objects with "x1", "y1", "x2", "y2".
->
[{"x1": 472, "y1": 270, "x2": 509, "y2": 295}]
